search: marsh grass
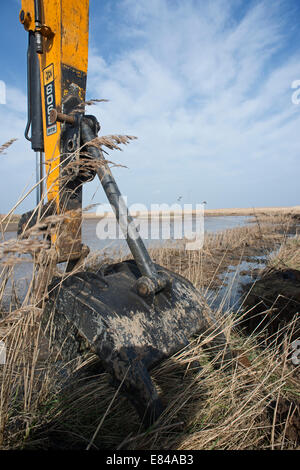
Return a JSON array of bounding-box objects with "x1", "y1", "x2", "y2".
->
[
  {"x1": 1, "y1": 214, "x2": 299, "y2": 450},
  {"x1": 0, "y1": 133, "x2": 299, "y2": 449},
  {"x1": 268, "y1": 236, "x2": 300, "y2": 272}
]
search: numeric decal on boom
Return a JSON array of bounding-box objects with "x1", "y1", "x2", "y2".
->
[{"x1": 43, "y1": 64, "x2": 57, "y2": 136}]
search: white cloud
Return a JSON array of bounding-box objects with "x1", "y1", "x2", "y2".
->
[
  {"x1": 85, "y1": 0, "x2": 300, "y2": 209},
  {"x1": 0, "y1": 86, "x2": 36, "y2": 214}
]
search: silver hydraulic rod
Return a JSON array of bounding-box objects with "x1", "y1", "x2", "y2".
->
[
  {"x1": 35, "y1": 151, "x2": 44, "y2": 205},
  {"x1": 80, "y1": 117, "x2": 169, "y2": 295}
]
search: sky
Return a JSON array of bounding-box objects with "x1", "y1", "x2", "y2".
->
[{"x1": 0, "y1": 0, "x2": 300, "y2": 214}]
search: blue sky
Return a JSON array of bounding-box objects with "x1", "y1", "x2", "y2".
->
[{"x1": 0, "y1": 0, "x2": 300, "y2": 213}]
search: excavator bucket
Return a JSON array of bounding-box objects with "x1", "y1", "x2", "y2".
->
[
  {"x1": 19, "y1": 0, "x2": 231, "y2": 428},
  {"x1": 44, "y1": 260, "x2": 231, "y2": 427}
]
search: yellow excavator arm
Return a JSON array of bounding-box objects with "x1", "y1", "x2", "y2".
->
[{"x1": 20, "y1": 0, "x2": 89, "y2": 263}]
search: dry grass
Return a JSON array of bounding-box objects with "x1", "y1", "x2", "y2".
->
[
  {"x1": 0, "y1": 133, "x2": 299, "y2": 449},
  {"x1": 268, "y1": 236, "x2": 300, "y2": 272},
  {"x1": 0, "y1": 139, "x2": 17, "y2": 156},
  {"x1": 0, "y1": 211, "x2": 299, "y2": 450},
  {"x1": 148, "y1": 219, "x2": 292, "y2": 291}
]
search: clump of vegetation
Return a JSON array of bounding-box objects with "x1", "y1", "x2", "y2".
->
[{"x1": 269, "y1": 236, "x2": 300, "y2": 272}]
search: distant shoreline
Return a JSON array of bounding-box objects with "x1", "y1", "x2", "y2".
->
[
  {"x1": 83, "y1": 205, "x2": 300, "y2": 219},
  {"x1": 2, "y1": 206, "x2": 300, "y2": 232}
]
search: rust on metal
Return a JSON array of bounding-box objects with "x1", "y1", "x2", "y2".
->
[{"x1": 49, "y1": 108, "x2": 76, "y2": 126}]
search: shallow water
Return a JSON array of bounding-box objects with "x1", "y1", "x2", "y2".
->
[
  {"x1": 206, "y1": 255, "x2": 269, "y2": 313},
  {"x1": 1, "y1": 215, "x2": 250, "y2": 307},
  {"x1": 82, "y1": 215, "x2": 249, "y2": 253}
]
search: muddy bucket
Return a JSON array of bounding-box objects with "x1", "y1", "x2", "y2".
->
[{"x1": 44, "y1": 259, "x2": 231, "y2": 427}]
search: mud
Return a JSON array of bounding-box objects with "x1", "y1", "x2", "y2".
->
[{"x1": 241, "y1": 267, "x2": 300, "y2": 342}]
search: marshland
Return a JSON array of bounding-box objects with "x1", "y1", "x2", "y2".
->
[{"x1": 1, "y1": 165, "x2": 300, "y2": 449}]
